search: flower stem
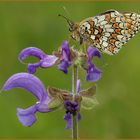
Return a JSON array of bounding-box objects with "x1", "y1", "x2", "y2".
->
[{"x1": 72, "y1": 64, "x2": 78, "y2": 139}]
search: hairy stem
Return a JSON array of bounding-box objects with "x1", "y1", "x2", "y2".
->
[{"x1": 72, "y1": 64, "x2": 78, "y2": 139}]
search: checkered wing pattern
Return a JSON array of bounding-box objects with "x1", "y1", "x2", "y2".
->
[{"x1": 79, "y1": 10, "x2": 140, "y2": 55}]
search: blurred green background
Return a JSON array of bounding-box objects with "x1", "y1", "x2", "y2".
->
[{"x1": 0, "y1": 1, "x2": 140, "y2": 139}]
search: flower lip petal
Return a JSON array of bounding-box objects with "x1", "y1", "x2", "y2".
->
[
  {"x1": 64, "y1": 112, "x2": 72, "y2": 129},
  {"x1": 87, "y1": 46, "x2": 101, "y2": 60},
  {"x1": 58, "y1": 60, "x2": 70, "y2": 74},
  {"x1": 2, "y1": 73, "x2": 48, "y2": 101},
  {"x1": 76, "y1": 79, "x2": 81, "y2": 94},
  {"x1": 86, "y1": 64, "x2": 102, "y2": 82},
  {"x1": 17, "y1": 105, "x2": 37, "y2": 127},
  {"x1": 19, "y1": 47, "x2": 47, "y2": 63}
]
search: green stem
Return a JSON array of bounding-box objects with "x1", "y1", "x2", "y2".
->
[{"x1": 72, "y1": 65, "x2": 78, "y2": 139}]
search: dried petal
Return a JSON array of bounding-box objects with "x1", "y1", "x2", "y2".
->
[{"x1": 80, "y1": 84, "x2": 96, "y2": 97}]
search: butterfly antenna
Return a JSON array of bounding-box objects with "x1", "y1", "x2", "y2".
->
[
  {"x1": 58, "y1": 14, "x2": 75, "y2": 29},
  {"x1": 62, "y1": 6, "x2": 71, "y2": 17}
]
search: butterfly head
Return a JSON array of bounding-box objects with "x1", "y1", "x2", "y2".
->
[{"x1": 58, "y1": 14, "x2": 81, "y2": 42}]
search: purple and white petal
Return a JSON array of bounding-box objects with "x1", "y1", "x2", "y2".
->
[
  {"x1": 36, "y1": 102, "x2": 52, "y2": 113},
  {"x1": 17, "y1": 105, "x2": 37, "y2": 127},
  {"x1": 87, "y1": 46, "x2": 101, "y2": 60},
  {"x1": 76, "y1": 79, "x2": 81, "y2": 94},
  {"x1": 2, "y1": 73, "x2": 48, "y2": 101},
  {"x1": 40, "y1": 55, "x2": 58, "y2": 68}
]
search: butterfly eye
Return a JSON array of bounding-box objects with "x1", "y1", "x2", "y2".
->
[{"x1": 85, "y1": 27, "x2": 88, "y2": 31}]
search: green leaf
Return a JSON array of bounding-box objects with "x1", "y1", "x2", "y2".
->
[
  {"x1": 81, "y1": 96, "x2": 99, "y2": 110},
  {"x1": 48, "y1": 98, "x2": 63, "y2": 110}
]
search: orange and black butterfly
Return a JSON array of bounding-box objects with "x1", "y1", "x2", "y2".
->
[{"x1": 59, "y1": 10, "x2": 140, "y2": 55}]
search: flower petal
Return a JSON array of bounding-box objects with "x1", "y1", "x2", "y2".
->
[
  {"x1": 86, "y1": 64, "x2": 101, "y2": 82},
  {"x1": 19, "y1": 47, "x2": 58, "y2": 74},
  {"x1": 76, "y1": 79, "x2": 81, "y2": 94},
  {"x1": 2, "y1": 73, "x2": 48, "y2": 101},
  {"x1": 17, "y1": 105, "x2": 37, "y2": 127},
  {"x1": 19, "y1": 47, "x2": 47, "y2": 61},
  {"x1": 28, "y1": 63, "x2": 41, "y2": 74},
  {"x1": 87, "y1": 46, "x2": 101, "y2": 60},
  {"x1": 40, "y1": 55, "x2": 58, "y2": 68},
  {"x1": 58, "y1": 41, "x2": 71, "y2": 73},
  {"x1": 36, "y1": 103, "x2": 52, "y2": 113},
  {"x1": 64, "y1": 112, "x2": 72, "y2": 129},
  {"x1": 61, "y1": 41, "x2": 70, "y2": 61},
  {"x1": 58, "y1": 60, "x2": 70, "y2": 74}
]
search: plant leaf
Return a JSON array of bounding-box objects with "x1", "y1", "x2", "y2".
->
[
  {"x1": 81, "y1": 96, "x2": 99, "y2": 110},
  {"x1": 48, "y1": 98, "x2": 63, "y2": 110}
]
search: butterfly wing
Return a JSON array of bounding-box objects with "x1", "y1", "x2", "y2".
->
[{"x1": 79, "y1": 10, "x2": 140, "y2": 55}]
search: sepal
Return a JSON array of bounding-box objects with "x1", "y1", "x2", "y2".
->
[
  {"x1": 47, "y1": 98, "x2": 63, "y2": 110},
  {"x1": 81, "y1": 96, "x2": 99, "y2": 110},
  {"x1": 79, "y1": 84, "x2": 96, "y2": 97},
  {"x1": 47, "y1": 86, "x2": 72, "y2": 101}
]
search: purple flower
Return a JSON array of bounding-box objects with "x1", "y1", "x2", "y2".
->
[
  {"x1": 86, "y1": 46, "x2": 102, "y2": 82},
  {"x1": 64, "y1": 80, "x2": 81, "y2": 129},
  {"x1": 2, "y1": 73, "x2": 54, "y2": 127},
  {"x1": 19, "y1": 41, "x2": 72, "y2": 74},
  {"x1": 58, "y1": 41, "x2": 71, "y2": 73},
  {"x1": 19, "y1": 47, "x2": 58, "y2": 74}
]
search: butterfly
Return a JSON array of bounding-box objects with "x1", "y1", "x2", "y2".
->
[{"x1": 59, "y1": 10, "x2": 140, "y2": 55}]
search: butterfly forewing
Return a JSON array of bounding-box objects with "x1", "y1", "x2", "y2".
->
[{"x1": 79, "y1": 10, "x2": 140, "y2": 55}]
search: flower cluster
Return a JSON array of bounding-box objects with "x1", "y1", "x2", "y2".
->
[
  {"x1": 18, "y1": 41, "x2": 101, "y2": 82},
  {"x1": 2, "y1": 40, "x2": 101, "y2": 129}
]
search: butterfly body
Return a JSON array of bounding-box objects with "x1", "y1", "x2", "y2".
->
[{"x1": 69, "y1": 10, "x2": 140, "y2": 55}]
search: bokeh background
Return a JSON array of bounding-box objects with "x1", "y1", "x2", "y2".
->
[{"x1": 0, "y1": 1, "x2": 140, "y2": 139}]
